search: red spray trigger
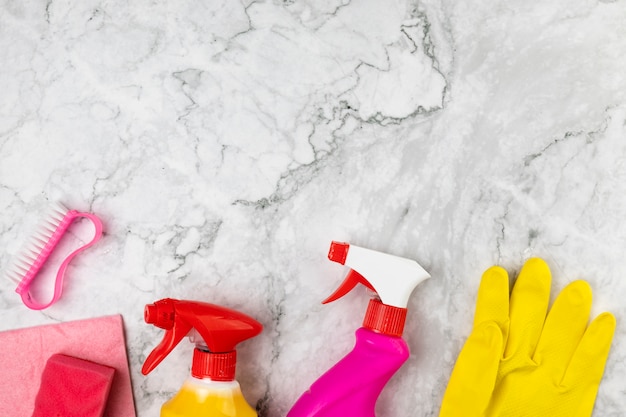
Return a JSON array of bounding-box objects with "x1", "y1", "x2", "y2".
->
[
  {"x1": 322, "y1": 269, "x2": 376, "y2": 304},
  {"x1": 323, "y1": 242, "x2": 376, "y2": 304},
  {"x1": 141, "y1": 298, "x2": 262, "y2": 379}
]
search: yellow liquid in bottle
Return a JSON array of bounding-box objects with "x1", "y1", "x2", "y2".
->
[{"x1": 161, "y1": 379, "x2": 257, "y2": 417}]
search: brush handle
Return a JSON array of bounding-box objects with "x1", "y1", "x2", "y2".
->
[{"x1": 20, "y1": 212, "x2": 103, "y2": 310}]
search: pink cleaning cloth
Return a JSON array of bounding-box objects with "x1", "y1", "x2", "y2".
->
[
  {"x1": 32, "y1": 354, "x2": 115, "y2": 417},
  {"x1": 0, "y1": 315, "x2": 136, "y2": 417}
]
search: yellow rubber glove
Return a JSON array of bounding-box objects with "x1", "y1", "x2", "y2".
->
[{"x1": 439, "y1": 258, "x2": 616, "y2": 417}]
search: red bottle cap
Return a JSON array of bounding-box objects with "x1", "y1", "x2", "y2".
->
[
  {"x1": 362, "y1": 298, "x2": 407, "y2": 337},
  {"x1": 192, "y1": 348, "x2": 237, "y2": 381}
]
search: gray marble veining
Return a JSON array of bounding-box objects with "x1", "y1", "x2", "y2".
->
[{"x1": 1, "y1": 0, "x2": 625, "y2": 416}]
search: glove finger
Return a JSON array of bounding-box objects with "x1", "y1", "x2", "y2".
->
[
  {"x1": 474, "y1": 266, "x2": 510, "y2": 339},
  {"x1": 439, "y1": 321, "x2": 502, "y2": 417},
  {"x1": 533, "y1": 280, "x2": 592, "y2": 376},
  {"x1": 505, "y1": 257, "x2": 551, "y2": 358},
  {"x1": 562, "y1": 312, "x2": 616, "y2": 388}
]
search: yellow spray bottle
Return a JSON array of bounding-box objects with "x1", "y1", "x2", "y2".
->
[{"x1": 142, "y1": 298, "x2": 263, "y2": 417}]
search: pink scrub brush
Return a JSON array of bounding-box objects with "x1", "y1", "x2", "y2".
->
[{"x1": 4, "y1": 202, "x2": 103, "y2": 310}]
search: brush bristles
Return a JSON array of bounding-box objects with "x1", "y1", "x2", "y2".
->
[{"x1": 4, "y1": 202, "x2": 71, "y2": 293}]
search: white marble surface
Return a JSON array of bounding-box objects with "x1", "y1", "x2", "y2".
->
[{"x1": 1, "y1": 0, "x2": 626, "y2": 415}]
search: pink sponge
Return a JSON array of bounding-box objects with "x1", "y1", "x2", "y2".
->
[{"x1": 31, "y1": 354, "x2": 115, "y2": 417}]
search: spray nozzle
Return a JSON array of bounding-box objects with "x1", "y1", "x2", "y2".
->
[
  {"x1": 141, "y1": 298, "x2": 262, "y2": 381},
  {"x1": 323, "y1": 241, "x2": 430, "y2": 309},
  {"x1": 328, "y1": 241, "x2": 350, "y2": 264},
  {"x1": 322, "y1": 241, "x2": 431, "y2": 336},
  {"x1": 144, "y1": 298, "x2": 176, "y2": 329},
  {"x1": 323, "y1": 242, "x2": 376, "y2": 304}
]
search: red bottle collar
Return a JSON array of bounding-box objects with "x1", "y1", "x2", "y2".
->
[
  {"x1": 362, "y1": 298, "x2": 407, "y2": 337},
  {"x1": 192, "y1": 348, "x2": 237, "y2": 381}
]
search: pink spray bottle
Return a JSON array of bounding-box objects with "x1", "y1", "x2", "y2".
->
[{"x1": 287, "y1": 241, "x2": 431, "y2": 417}]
